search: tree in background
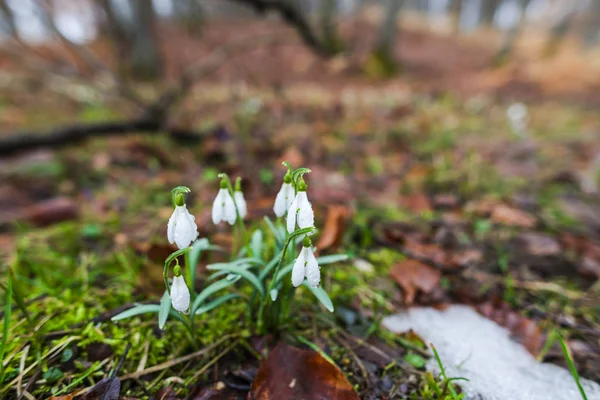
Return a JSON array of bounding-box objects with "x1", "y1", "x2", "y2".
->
[
  {"x1": 365, "y1": 0, "x2": 403, "y2": 78},
  {"x1": 320, "y1": 0, "x2": 345, "y2": 53}
]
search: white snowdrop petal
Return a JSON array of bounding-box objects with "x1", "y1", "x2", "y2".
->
[
  {"x1": 291, "y1": 249, "x2": 307, "y2": 287},
  {"x1": 234, "y1": 192, "x2": 247, "y2": 219},
  {"x1": 224, "y1": 191, "x2": 237, "y2": 225},
  {"x1": 167, "y1": 207, "x2": 178, "y2": 244},
  {"x1": 170, "y1": 275, "x2": 190, "y2": 313},
  {"x1": 296, "y1": 192, "x2": 314, "y2": 229},
  {"x1": 212, "y1": 189, "x2": 225, "y2": 224},
  {"x1": 305, "y1": 248, "x2": 320, "y2": 288},
  {"x1": 274, "y1": 182, "x2": 292, "y2": 217},
  {"x1": 173, "y1": 206, "x2": 198, "y2": 249},
  {"x1": 286, "y1": 195, "x2": 299, "y2": 233}
]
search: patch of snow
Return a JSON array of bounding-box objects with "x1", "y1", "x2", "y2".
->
[{"x1": 383, "y1": 305, "x2": 600, "y2": 400}]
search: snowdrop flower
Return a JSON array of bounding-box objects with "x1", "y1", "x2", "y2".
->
[
  {"x1": 170, "y1": 266, "x2": 190, "y2": 313},
  {"x1": 212, "y1": 179, "x2": 236, "y2": 225},
  {"x1": 274, "y1": 173, "x2": 294, "y2": 217},
  {"x1": 292, "y1": 236, "x2": 320, "y2": 288},
  {"x1": 286, "y1": 180, "x2": 314, "y2": 234},
  {"x1": 167, "y1": 193, "x2": 198, "y2": 249},
  {"x1": 506, "y1": 102, "x2": 528, "y2": 136},
  {"x1": 234, "y1": 177, "x2": 247, "y2": 219}
]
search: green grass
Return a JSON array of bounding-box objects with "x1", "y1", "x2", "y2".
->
[{"x1": 559, "y1": 335, "x2": 589, "y2": 400}]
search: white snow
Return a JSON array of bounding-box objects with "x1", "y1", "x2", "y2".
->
[{"x1": 383, "y1": 305, "x2": 600, "y2": 400}]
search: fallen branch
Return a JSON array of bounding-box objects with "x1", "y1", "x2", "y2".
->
[{"x1": 230, "y1": 0, "x2": 337, "y2": 57}]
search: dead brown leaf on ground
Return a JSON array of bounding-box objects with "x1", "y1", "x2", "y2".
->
[
  {"x1": 248, "y1": 341, "x2": 359, "y2": 400},
  {"x1": 477, "y1": 301, "x2": 544, "y2": 356},
  {"x1": 23, "y1": 196, "x2": 78, "y2": 227},
  {"x1": 390, "y1": 260, "x2": 441, "y2": 305},
  {"x1": 316, "y1": 205, "x2": 352, "y2": 253}
]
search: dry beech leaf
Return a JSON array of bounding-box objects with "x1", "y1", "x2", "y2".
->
[
  {"x1": 24, "y1": 197, "x2": 78, "y2": 227},
  {"x1": 316, "y1": 205, "x2": 351, "y2": 253},
  {"x1": 248, "y1": 341, "x2": 359, "y2": 400},
  {"x1": 390, "y1": 260, "x2": 441, "y2": 304},
  {"x1": 477, "y1": 301, "x2": 543, "y2": 356},
  {"x1": 399, "y1": 193, "x2": 432, "y2": 213},
  {"x1": 490, "y1": 204, "x2": 536, "y2": 228}
]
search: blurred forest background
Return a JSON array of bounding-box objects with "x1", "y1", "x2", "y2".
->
[{"x1": 2, "y1": 1, "x2": 600, "y2": 399}]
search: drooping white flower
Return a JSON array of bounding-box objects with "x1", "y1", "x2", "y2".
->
[
  {"x1": 167, "y1": 205, "x2": 198, "y2": 249},
  {"x1": 274, "y1": 182, "x2": 294, "y2": 217},
  {"x1": 286, "y1": 190, "x2": 314, "y2": 234},
  {"x1": 234, "y1": 191, "x2": 247, "y2": 219},
  {"x1": 212, "y1": 188, "x2": 236, "y2": 225},
  {"x1": 170, "y1": 275, "x2": 190, "y2": 313},
  {"x1": 506, "y1": 102, "x2": 528, "y2": 136},
  {"x1": 291, "y1": 245, "x2": 320, "y2": 288}
]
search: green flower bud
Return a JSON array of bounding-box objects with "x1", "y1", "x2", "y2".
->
[
  {"x1": 173, "y1": 265, "x2": 182, "y2": 277},
  {"x1": 283, "y1": 171, "x2": 292, "y2": 184},
  {"x1": 174, "y1": 193, "x2": 185, "y2": 207},
  {"x1": 220, "y1": 178, "x2": 228, "y2": 189},
  {"x1": 235, "y1": 177, "x2": 243, "y2": 192},
  {"x1": 297, "y1": 179, "x2": 307, "y2": 192},
  {"x1": 302, "y1": 235, "x2": 312, "y2": 248}
]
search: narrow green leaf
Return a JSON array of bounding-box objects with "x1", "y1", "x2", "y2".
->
[
  {"x1": 303, "y1": 283, "x2": 334, "y2": 312},
  {"x1": 559, "y1": 335, "x2": 589, "y2": 400},
  {"x1": 206, "y1": 265, "x2": 265, "y2": 298},
  {"x1": 316, "y1": 254, "x2": 349, "y2": 264},
  {"x1": 292, "y1": 167, "x2": 312, "y2": 183},
  {"x1": 0, "y1": 274, "x2": 12, "y2": 385},
  {"x1": 264, "y1": 216, "x2": 283, "y2": 245},
  {"x1": 194, "y1": 294, "x2": 241, "y2": 315},
  {"x1": 158, "y1": 290, "x2": 171, "y2": 330},
  {"x1": 251, "y1": 230, "x2": 263, "y2": 260},
  {"x1": 111, "y1": 304, "x2": 161, "y2": 321},
  {"x1": 190, "y1": 279, "x2": 235, "y2": 314},
  {"x1": 259, "y1": 256, "x2": 283, "y2": 280}
]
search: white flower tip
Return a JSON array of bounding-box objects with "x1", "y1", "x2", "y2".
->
[{"x1": 170, "y1": 276, "x2": 190, "y2": 313}]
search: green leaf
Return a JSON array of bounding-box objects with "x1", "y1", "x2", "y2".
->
[
  {"x1": 273, "y1": 262, "x2": 294, "y2": 285},
  {"x1": 61, "y1": 348, "x2": 73, "y2": 363},
  {"x1": 165, "y1": 247, "x2": 192, "y2": 268},
  {"x1": 316, "y1": 254, "x2": 350, "y2": 264},
  {"x1": 206, "y1": 265, "x2": 265, "y2": 298},
  {"x1": 43, "y1": 367, "x2": 64, "y2": 383},
  {"x1": 194, "y1": 294, "x2": 240, "y2": 315},
  {"x1": 264, "y1": 216, "x2": 283, "y2": 245},
  {"x1": 251, "y1": 230, "x2": 263, "y2": 259},
  {"x1": 111, "y1": 304, "x2": 162, "y2": 321},
  {"x1": 158, "y1": 290, "x2": 171, "y2": 330},
  {"x1": 259, "y1": 256, "x2": 283, "y2": 281},
  {"x1": 0, "y1": 274, "x2": 12, "y2": 385},
  {"x1": 191, "y1": 279, "x2": 235, "y2": 314},
  {"x1": 404, "y1": 353, "x2": 426, "y2": 369},
  {"x1": 303, "y1": 283, "x2": 334, "y2": 312},
  {"x1": 559, "y1": 335, "x2": 589, "y2": 400}
]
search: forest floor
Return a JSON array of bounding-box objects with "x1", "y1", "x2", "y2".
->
[{"x1": 0, "y1": 21, "x2": 600, "y2": 399}]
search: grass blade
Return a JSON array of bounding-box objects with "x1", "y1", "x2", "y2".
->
[
  {"x1": 0, "y1": 274, "x2": 12, "y2": 385},
  {"x1": 559, "y1": 335, "x2": 589, "y2": 400},
  {"x1": 158, "y1": 290, "x2": 171, "y2": 330}
]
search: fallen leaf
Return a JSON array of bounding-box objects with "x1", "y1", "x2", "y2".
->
[
  {"x1": 390, "y1": 260, "x2": 441, "y2": 304},
  {"x1": 316, "y1": 205, "x2": 351, "y2": 253},
  {"x1": 24, "y1": 197, "x2": 78, "y2": 226},
  {"x1": 477, "y1": 301, "x2": 543, "y2": 356},
  {"x1": 490, "y1": 204, "x2": 536, "y2": 228},
  {"x1": 399, "y1": 193, "x2": 431, "y2": 213},
  {"x1": 248, "y1": 341, "x2": 359, "y2": 400},
  {"x1": 517, "y1": 233, "x2": 561, "y2": 257}
]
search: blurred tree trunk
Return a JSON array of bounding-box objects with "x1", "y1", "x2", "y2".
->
[
  {"x1": 126, "y1": 0, "x2": 163, "y2": 80},
  {"x1": 97, "y1": 0, "x2": 131, "y2": 76},
  {"x1": 365, "y1": 0, "x2": 402, "y2": 78},
  {"x1": 320, "y1": 0, "x2": 345, "y2": 53},
  {"x1": 173, "y1": 0, "x2": 204, "y2": 37},
  {"x1": 582, "y1": 0, "x2": 600, "y2": 48},
  {"x1": 481, "y1": 0, "x2": 501, "y2": 27},
  {"x1": 542, "y1": 1, "x2": 576, "y2": 57},
  {"x1": 0, "y1": 0, "x2": 17, "y2": 38},
  {"x1": 449, "y1": 0, "x2": 464, "y2": 33},
  {"x1": 493, "y1": 0, "x2": 531, "y2": 66}
]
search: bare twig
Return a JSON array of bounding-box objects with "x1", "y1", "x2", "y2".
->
[{"x1": 229, "y1": 0, "x2": 338, "y2": 57}]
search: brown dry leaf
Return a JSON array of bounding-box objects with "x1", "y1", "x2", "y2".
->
[
  {"x1": 490, "y1": 204, "x2": 536, "y2": 228},
  {"x1": 399, "y1": 193, "x2": 432, "y2": 213},
  {"x1": 248, "y1": 341, "x2": 359, "y2": 400},
  {"x1": 403, "y1": 239, "x2": 451, "y2": 269},
  {"x1": 390, "y1": 260, "x2": 441, "y2": 304},
  {"x1": 24, "y1": 197, "x2": 78, "y2": 227},
  {"x1": 518, "y1": 233, "x2": 561, "y2": 257},
  {"x1": 477, "y1": 301, "x2": 543, "y2": 356},
  {"x1": 49, "y1": 396, "x2": 73, "y2": 400},
  {"x1": 316, "y1": 205, "x2": 351, "y2": 253}
]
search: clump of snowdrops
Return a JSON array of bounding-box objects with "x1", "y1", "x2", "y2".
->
[{"x1": 112, "y1": 162, "x2": 347, "y2": 336}]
